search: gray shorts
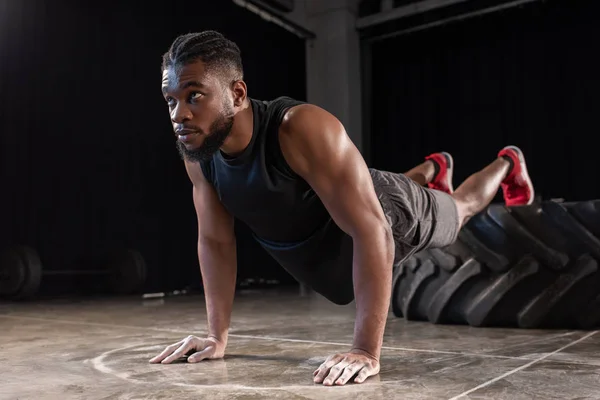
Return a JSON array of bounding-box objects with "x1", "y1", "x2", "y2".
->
[{"x1": 370, "y1": 168, "x2": 460, "y2": 267}]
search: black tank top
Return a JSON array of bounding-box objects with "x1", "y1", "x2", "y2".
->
[{"x1": 199, "y1": 97, "x2": 354, "y2": 304}]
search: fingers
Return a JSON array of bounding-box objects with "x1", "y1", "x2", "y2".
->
[
  {"x1": 313, "y1": 353, "x2": 380, "y2": 386},
  {"x1": 334, "y1": 362, "x2": 362, "y2": 385},
  {"x1": 149, "y1": 336, "x2": 221, "y2": 365},
  {"x1": 313, "y1": 354, "x2": 343, "y2": 384},
  {"x1": 149, "y1": 340, "x2": 184, "y2": 364},
  {"x1": 160, "y1": 341, "x2": 194, "y2": 364},
  {"x1": 322, "y1": 359, "x2": 352, "y2": 386},
  {"x1": 354, "y1": 365, "x2": 375, "y2": 384},
  {"x1": 187, "y1": 345, "x2": 215, "y2": 363}
]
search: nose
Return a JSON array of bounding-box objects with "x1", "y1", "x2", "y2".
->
[{"x1": 170, "y1": 102, "x2": 192, "y2": 124}]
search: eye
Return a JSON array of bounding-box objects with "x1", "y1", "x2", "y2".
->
[
  {"x1": 165, "y1": 96, "x2": 176, "y2": 107},
  {"x1": 189, "y1": 92, "x2": 203, "y2": 101}
]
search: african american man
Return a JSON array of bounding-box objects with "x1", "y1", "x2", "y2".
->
[{"x1": 149, "y1": 31, "x2": 535, "y2": 386}]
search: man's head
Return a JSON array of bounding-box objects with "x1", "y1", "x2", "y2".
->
[{"x1": 161, "y1": 31, "x2": 247, "y2": 163}]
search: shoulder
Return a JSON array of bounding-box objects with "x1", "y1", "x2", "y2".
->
[
  {"x1": 278, "y1": 103, "x2": 349, "y2": 176},
  {"x1": 279, "y1": 103, "x2": 346, "y2": 151},
  {"x1": 280, "y1": 103, "x2": 344, "y2": 138}
]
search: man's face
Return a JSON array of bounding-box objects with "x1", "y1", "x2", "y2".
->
[{"x1": 161, "y1": 60, "x2": 234, "y2": 163}]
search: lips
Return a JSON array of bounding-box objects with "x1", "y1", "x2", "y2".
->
[
  {"x1": 178, "y1": 134, "x2": 198, "y2": 143},
  {"x1": 175, "y1": 129, "x2": 200, "y2": 142}
]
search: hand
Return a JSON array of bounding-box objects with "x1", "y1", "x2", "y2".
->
[
  {"x1": 149, "y1": 335, "x2": 226, "y2": 364},
  {"x1": 313, "y1": 349, "x2": 380, "y2": 386}
]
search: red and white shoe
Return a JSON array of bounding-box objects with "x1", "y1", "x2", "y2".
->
[
  {"x1": 498, "y1": 145, "x2": 535, "y2": 206},
  {"x1": 425, "y1": 152, "x2": 454, "y2": 194}
]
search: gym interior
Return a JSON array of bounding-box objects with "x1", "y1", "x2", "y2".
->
[{"x1": 1, "y1": 0, "x2": 599, "y2": 398}]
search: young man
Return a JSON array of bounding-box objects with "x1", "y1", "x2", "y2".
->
[{"x1": 149, "y1": 31, "x2": 534, "y2": 386}]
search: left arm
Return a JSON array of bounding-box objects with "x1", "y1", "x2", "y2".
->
[{"x1": 279, "y1": 104, "x2": 395, "y2": 384}]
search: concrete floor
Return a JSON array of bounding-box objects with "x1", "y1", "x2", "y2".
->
[{"x1": 1, "y1": 288, "x2": 599, "y2": 399}]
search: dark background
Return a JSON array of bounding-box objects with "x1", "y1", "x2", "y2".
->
[
  {"x1": 0, "y1": 0, "x2": 306, "y2": 293},
  {"x1": 1, "y1": 0, "x2": 598, "y2": 296},
  {"x1": 367, "y1": 0, "x2": 600, "y2": 204}
]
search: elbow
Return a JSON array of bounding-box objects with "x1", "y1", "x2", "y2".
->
[
  {"x1": 381, "y1": 222, "x2": 395, "y2": 263},
  {"x1": 372, "y1": 216, "x2": 394, "y2": 264},
  {"x1": 373, "y1": 214, "x2": 393, "y2": 246},
  {"x1": 199, "y1": 235, "x2": 236, "y2": 249},
  {"x1": 353, "y1": 217, "x2": 395, "y2": 262}
]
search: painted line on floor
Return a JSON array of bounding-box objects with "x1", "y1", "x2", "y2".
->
[
  {"x1": 229, "y1": 333, "x2": 520, "y2": 359},
  {"x1": 479, "y1": 330, "x2": 576, "y2": 351},
  {"x1": 0, "y1": 313, "x2": 570, "y2": 361},
  {"x1": 447, "y1": 330, "x2": 598, "y2": 400}
]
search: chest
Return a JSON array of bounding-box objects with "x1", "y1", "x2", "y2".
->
[{"x1": 212, "y1": 158, "x2": 314, "y2": 218}]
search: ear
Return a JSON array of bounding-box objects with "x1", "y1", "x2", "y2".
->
[{"x1": 231, "y1": 80, "x2": 247, "y2": 108}]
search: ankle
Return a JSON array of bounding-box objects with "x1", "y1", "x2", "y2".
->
[
  {"x1": 426, "y1": 159, "x2": 439, "y2": 180},
  {"x1": 498, "y1": 156, "x2": 513, "y2": 179}
]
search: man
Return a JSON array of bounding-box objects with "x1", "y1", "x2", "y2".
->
[{"x1": 149, "y1": 31, "x2": 534, "y2": 386}]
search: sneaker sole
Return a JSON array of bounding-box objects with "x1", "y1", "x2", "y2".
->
[{"x1": 505, "y1": 145, "x2": 535, "y2": 205}]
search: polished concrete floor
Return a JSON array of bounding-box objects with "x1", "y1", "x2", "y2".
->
[{"x1": 1, "y1": 288, "x2": 599, "y2": 399}]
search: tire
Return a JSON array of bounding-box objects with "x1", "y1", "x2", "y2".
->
[{"x1": 391, "y1": 199, "x2": 600, "y2": 329}]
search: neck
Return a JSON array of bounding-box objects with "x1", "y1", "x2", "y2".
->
[{"x1": 220, "y1": 98, "x2": 253, "y2": 157}]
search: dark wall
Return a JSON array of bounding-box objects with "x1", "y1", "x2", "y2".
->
[
  {"x1": 0, "y1": 0, "x2": 306, "y2": 293},
  {"x1": 368, "y1": 0, "x2": 599, "y2": 203}
]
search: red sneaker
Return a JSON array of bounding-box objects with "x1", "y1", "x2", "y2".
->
[
  {"x1": 425, "y1": 152, "x2": 454, "y2": 194},
  {"x1": 498, "y1": 145, "x2": 535, "y2": 206}
]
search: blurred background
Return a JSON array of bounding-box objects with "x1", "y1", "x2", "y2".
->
[{"x1": 1, "y1": 0, "x2": 598, "y2": 299}]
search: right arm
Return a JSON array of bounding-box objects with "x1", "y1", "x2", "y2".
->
[
  {"x1": 185, "y1": 160, "x2": 237, "y2": 345},
  {"x1": 149, "y1": 161, "x2": 236, "y2": 364}
]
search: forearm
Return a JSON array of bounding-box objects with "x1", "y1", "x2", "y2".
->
[
  {"x1": 198, "y1": 237, "x2": 237, "y2": 345},
  {"x1": 351, "y1": 225, "x2": 395, "y2": 359}
]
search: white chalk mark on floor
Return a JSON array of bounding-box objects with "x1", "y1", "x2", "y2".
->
[
  {"x1": 0, "y1": 314, "x2": 535, "y2": 360},
  {"x1": 87, "y1": 342, "x2": 371, "y2": 391},
  {"x1": 0, "y1": 315, "x2": 575, "y2": 360},
  {"x1": 87, "y1": 343, "x2": 149, "y2": 385}
]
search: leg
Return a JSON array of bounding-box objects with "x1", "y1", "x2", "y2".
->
[
  {"x1": 370, "y1": 145, "x2": 534, "y2": 264},
  {"x1": 452, "y1": 158, "x2": 509, "y2": 225},
  {"x1": 452, "y1": 146, "x2": 535, "y2": 226},
  {"x1": 405, "y1": 152, "x2": 454, "y2": 193},
  {"x1": 404, "y1": 160, "x2": 436, "y2": 186},
  {"x1": 370, "y1": 166, "x2": 459, "y2": 263}
]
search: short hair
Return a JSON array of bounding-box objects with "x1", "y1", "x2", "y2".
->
[{"x1": 161, "y1": 31, "x2": 243, "y2": 82}]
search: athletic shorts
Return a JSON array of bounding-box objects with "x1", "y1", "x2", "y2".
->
[{"x1": 370, "y1": 168, "x2": 461, "y2": 267}]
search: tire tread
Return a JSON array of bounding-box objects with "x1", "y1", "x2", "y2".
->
[{"x1": 391, "y1": 200, "x2": 600, "y2": 329}]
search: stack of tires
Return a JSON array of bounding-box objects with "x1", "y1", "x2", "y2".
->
[{"x1": 392, "y1": 199, "x2": 600, "y2": 329}]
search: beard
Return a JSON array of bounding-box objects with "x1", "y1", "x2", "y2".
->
[{"x1": 176, "y1": 111, "x2": 234, "y2": 164}]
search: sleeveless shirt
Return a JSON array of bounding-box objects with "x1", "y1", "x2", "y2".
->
[{"x1": 199, "y1": 97, "x2": 354, "y2": 303}]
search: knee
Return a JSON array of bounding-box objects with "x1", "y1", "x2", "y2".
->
[{"x1": 452, "y1": 195, "x2": 474, "y2": 227}]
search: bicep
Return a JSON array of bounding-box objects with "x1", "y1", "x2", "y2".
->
[
  {"x1": 185, "y1": 161, "x2": 235, "y2": 244},
  {"x1": 324, "y1": 157, "x2": 388, "y2": 241},
  {"x1": 310, "y1": 145, "x2": 383, "y2": 236}
]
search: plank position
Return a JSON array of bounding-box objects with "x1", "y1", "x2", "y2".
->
[{"x1": 149, "y1": 31, "x2": 535, "y2": 386}]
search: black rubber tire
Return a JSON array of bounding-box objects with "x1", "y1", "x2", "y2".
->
[{"x1": 391, "y1": 199, "x2": 600, "y2": 329}]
